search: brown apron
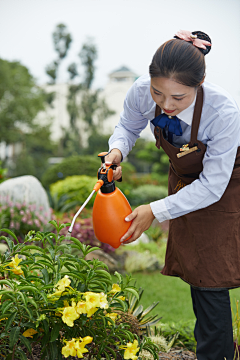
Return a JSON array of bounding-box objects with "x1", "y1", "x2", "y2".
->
[{"x1": 153, "y1": 86, "x2": 240, "y2": 289}]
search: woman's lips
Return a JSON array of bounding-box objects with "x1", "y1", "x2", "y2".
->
[{"x1": 163, "y1": 108, "x2": 176, "y2": 114}]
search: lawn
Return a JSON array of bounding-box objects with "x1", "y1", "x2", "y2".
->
[{"x1": 113, "y1": 271, "x2": 240, "y2": 325}]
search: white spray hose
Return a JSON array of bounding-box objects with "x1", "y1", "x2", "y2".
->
[{"x1": 68, "y1": 190, "x2": 96, "y2": 234}]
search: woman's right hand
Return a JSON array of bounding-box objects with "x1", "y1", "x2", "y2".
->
[{"x1": 105, "y1": 149, "x2": 122, "y2": 181}]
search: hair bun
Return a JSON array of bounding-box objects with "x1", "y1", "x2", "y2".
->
[{"x1": 191, "y1": 31, "x2": 212, "y2": 56}]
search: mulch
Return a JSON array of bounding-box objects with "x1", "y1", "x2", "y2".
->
[
  {"x1": 24, "y1": 344, "x2": 197, "y2": 360},
  {"x1": 158, "y1": 347, "x2": 197, "y2": 359}
]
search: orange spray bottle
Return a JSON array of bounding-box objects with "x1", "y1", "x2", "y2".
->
[{"x1": 67, "y1": 152, "x2": 132, "y2": 248}]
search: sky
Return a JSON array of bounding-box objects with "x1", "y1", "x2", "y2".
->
[{"x1": 0, "y1": 0, "x2": 240, "y2": 105}]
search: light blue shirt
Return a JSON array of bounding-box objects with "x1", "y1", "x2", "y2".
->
[{"x1": 108, "y1": 74, "x2": 240, "y2": 223}]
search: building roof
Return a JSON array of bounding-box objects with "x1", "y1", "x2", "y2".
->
[{"x1": 109, "y1": 66, "x2": 138, "y2": 80}]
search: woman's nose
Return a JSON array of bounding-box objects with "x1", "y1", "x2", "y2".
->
[{"x1": 162, "y1": 97, "x2": 172, "y2": 109}]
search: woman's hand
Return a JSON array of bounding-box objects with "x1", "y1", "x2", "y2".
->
[
  {"x1": 120, "y1": 204, "x2": 155, "y2": 245},
  {"x1": 105, "y1": 149, "x2": 122, "y2": 181}
]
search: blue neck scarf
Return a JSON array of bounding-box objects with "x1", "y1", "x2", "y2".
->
[{"x1": 151, "y1": 113, "x2": 182, "y2": 144}]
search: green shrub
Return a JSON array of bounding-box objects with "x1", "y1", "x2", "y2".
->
[
  {"x1": 41, "y1": 155, "x2": 100, "y2": 188},
  {"x1": 50, "y1": 175, "x2": 97, "y2": 208},
  {"x1": 128, "y1": 184, "x2": 168, "y2": 206},
  {"x1": 0, "y1": 222, "x2": 160, "y2": 359}
]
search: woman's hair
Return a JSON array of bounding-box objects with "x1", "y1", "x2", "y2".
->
[{"x1": 149, "y1": 31, "x2": 212, "y2": 87}]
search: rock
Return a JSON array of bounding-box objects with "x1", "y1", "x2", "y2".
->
[
  {"x1": 0, "y1": 243, "x2": 8, "y2": 254},
  {"x1": 0, "y1": 175, "x2": 51, "y2": 221},
  {"x1": 130, "y1": 232, "x2": 150, "y2": 245},
  {"x1": 85, "y1": 249, "x2": 119, "y2": 273},
  {"x1": 124, "y1": 250, "x2": 161, "y2": 273}
]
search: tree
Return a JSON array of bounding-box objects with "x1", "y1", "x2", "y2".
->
[
  {"x1": 0, "y1": 59, "x2": 46, "y2": 144},
  {"x1": 45, "y1": 24, "x2": 72, "y2": 84},
  {"x1": 46, "y1": 25, "x2": 115, "y2": 156},
  {"x1": 8, "y1": 124, "x2": 58, "y2": 179}
]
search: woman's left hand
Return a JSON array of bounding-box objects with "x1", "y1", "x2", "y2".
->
[{"x1": 120, "y1": 204, "x2": 155, "y2": 245}]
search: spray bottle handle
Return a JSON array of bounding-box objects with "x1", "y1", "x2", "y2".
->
[
  {"x1": 110, "y1": 164, "x2": 122, "y2": 182},
  {"x1": 98, "y1": 152, "x2": 122, "y2": 182}
]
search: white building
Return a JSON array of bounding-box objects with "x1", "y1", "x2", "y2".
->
[
  {"x1": 40, "y1": 66, "x2": 154, "y2": 144},
  {"x1": 0, "y1": 66, "x2": 154, "y2": 160}
]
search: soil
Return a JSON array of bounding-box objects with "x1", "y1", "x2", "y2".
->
[
  {"x1": 158, "y1": 347, "x2": 197, "y2": 359},
  {"x1": 24, "y1": 345, "x2": 197, "y2": 360}
]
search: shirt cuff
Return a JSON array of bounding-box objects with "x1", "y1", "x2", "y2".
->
[
  {"x1": 150, "y1": 199, "x2": 172, "y2": 223},
  {"x1": 109, "y1": 141, "x2": 128, "y2": 160}
]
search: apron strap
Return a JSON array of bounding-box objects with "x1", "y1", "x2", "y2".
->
[{"x1": 190, "y1": 86, "x2": 203, "y2": 143}]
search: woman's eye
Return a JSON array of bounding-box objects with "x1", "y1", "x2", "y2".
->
[
  {"x1": 154, "y1": 92, "x2": 161, "y2": 96},
  {"x1": 174, "y1": 98, "x2": 183, "y2": 101}
]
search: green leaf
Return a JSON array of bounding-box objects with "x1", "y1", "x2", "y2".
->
[
  {"x1": 0, "y1": 279, "x2": 14, "y2": 289},
  {"x1": 48, "y1": 247, "x2": 55, "y2": 259},
  {"x1": 2, "y1": 300, "x2": 12, "y2": 314},
  {"x1": 19, "y1": 334, "x2": 32, "y2": 354},
  {"x1": 124, "y1": 287, "x2": 139, "y2": 300},
  {"x1": 49, "y1": 341, "x2": 58, "y2": 359},
  {"x1": 114, "y1": 271, "x2": 123, "y2": 284},
  {"x1": 133, "y1": 305, "x2": 143, "y2": 317},
  {"x1": 41, "y1": 268, "x2": 49, "y2": 284},
  {"x1": 18, "y1": 291, "x2": 28, "y2": 307},
  {"x1": 79, "y1": 259, "x2": 91, "y2": 268},
  {"x1": 70, "y1": 237, "x2": 84, "y2": 250},
  {"x1": 49, "y1": 220, "x2": 59, "y2": 231},
  {"x1": 17, "y1": 285, "x2": 48, "y2": 303},
  {"x1": 50, "y1": 323, "x2": 62, "y2": 342},
  {"x1": 141, "y1": 301, "x2": 159, "y2": 318},
  {"x1": 56, "y1": 244, "x2": 70, "y2": 253},
  {"x1": 112, "y1": 297, "x2": 127, "y2": 311},
  {"x1": 105, "y1": 346, "x2": 117, "y2": 358},
  {"x1": 37, "y1": 260, "x2": 55, "y2": 271},
  {"x1": 0, "y1": 229, "x2": 19, "y2": 243},
  {"x1": 27, "y1": 297, "x2": 38, "y2": 309},
  {"x1": 15, "y1": 349, "x2": 28, "y2": 360},
  {"x1": 22, "y1": 245, "x2": 45, "y2": 253},
  {"x1": 95, "y1": 269, "x2": 112, "y2": 280},
  {"x1": 5, "y1": 237, "x2": 14, "y2": 251},
  {"x1": 85, "y1": 246, "x2": 100, "y2": 254},
  {"x1": 5, "y1": 311, "x2": 17, "y2": 332},
  {"x1": 59, "y1": 223, "x2": 71, "y2": 231},
  {"x1": 103, "y1": 350, "x2": 111, "y2": 360},
  {"x1": 9, "y1": 326, "x2": 21, "y2": 349}
]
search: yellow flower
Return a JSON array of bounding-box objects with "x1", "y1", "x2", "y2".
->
[
  {"x1": 85, "y1": 292, "x2": 100, "y2": 310},
  {"x1": 105, "y1": 312, "x2": 119, "y2": 324},
  {"x1": 47, "y1": 290, "x2": 63, "y2": 299},
  {"x1": 56, "y1": 275, "x2": 71, "y2": 292},
  {"x1": 118, "y1": 296, "x2": 126, "y2": 301},
  {"x1": 99, "y1": 292, "x2": 109, "y2": 309},
  {"x1": 11, "y1": 266, "x2": 24, "y2": 275},
  {"x1": 86, "y1": 307, "x2": 98, "y2": 318},
  {"x1": 110, "y1": 284, "x2": 121, "y2": 294},
  {"x1": 76, "y1": 301, "x2": 87, "y2": 315},
  {"x1": 62, "y1": 339, "x2": 77, "y2": 358},
  {"x1": 122, "y1": 340, "x2": 140, "y2": 360},
  {"x1": 61, "y1": 337, "x2": 93, "y2": 359},
  {"x1": 62, "y1": 306, "x2": 79, "y2": 327},
  {"x1": 5, "y1": 255, "x2": 24, "y2": 275},
  {"x1": 8, "y1": 254, "x2": 22, "y2": 268},
  {"x1": 63, "y1": 300, "x2": 69, "y2": 307},
  {"x1": 75, "y1": 340, "x2": 89, "y2": 358},
  {"x1": 81, "y1": 336, "x2": 93, "y2": 345}
]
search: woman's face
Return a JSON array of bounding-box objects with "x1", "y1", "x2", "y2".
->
[{"x1": 150, "y1": 77, "x2": 197, "y2": 116}]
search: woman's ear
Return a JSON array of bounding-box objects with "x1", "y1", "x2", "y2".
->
[{"x1": 199, "y1": 75, "x2": 205, "y2": 86}]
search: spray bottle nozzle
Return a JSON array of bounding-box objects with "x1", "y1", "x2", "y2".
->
[
  {"x1": 98, "y1": 151, "x2": 110, "y2": 166},
  {"x1": 93, "y1": 180, "x2": 104, "y2": 192}
]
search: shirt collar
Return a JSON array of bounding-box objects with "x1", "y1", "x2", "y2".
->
[{"x1": 177, "y1": 95, "x2": 197, "y2": 126}]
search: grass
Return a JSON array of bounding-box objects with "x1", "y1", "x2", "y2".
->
[{"x1": 112, "y1": 271, "x2": 240, "y2": 325}]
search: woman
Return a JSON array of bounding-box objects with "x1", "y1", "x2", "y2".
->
[{"x1": 106, "y1": 30, "x2": 240, "y2": 360}]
